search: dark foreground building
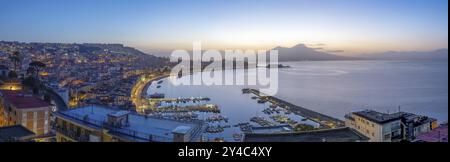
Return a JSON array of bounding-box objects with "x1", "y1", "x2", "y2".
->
[
  {"x1": 244, "y1": 127, "x2": 369, "y2": 142},
  {"x1": 0, "y1": 125, "x2": 35, "y2": 142}
]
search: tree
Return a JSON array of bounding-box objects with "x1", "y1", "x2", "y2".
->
[
  {"x1": 8, "y1": 51, "x2": 22, "y2": 72},
  {"x1": 28, "y1": 61, "x2": 46, "y2": 80},
  {"x1": 7, "y1": 71, "x2": 18, "y2": 78}
]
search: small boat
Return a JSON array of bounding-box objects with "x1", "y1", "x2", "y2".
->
[
  {"x1": 156, "y1": 85, "x2": 161, "y2": 89},
  {"x1": 269, "y1": 104, "x2": 277, "y2": 108},
  {"x1": 257, "y1": 99, "x2": 267, "y2": 104},
  {"x1": 157, "y1": 80, "x2": 164, "y2": 84},
  {"x1": 251, "y1": 96, "x2": 258, "y2": 100},
  {"x1": 148, "y1": 93, "x2": 165, "y2": 99},
  {"x1": 242, "y1": 88, "x2": 251, "y2": 94},
  {"x1": 233, "y1": 134, "x2": 242, "y2": 141}
]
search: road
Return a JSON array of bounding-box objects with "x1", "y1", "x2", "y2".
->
[{"x1": 131, "y1": 72, "x2": 170, "y2": 113}]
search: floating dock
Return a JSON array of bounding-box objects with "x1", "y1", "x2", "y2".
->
[{"x1": 246, "y1": 89, "x2": 345, "y2": 128}]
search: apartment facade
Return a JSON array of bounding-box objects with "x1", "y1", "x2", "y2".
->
[
  {"x1": 0, "y1": 90, "x2": 54, "y2": 137},
  {"x1": 345, "y1": 110, "x2": 402, "y2": 142}
]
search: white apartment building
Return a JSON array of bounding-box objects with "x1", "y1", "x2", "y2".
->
[{"x1": 345, "y1": 110, "x2": 402, "y2": 142}]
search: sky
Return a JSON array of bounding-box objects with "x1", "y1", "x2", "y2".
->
[{"x1": 0, "y1": 0, "x2": 448, "y2": 56}]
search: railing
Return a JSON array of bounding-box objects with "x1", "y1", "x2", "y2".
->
[
  {"x1": 54, "y1": 125, "x2": 90, "y2": 142},
  {"x1": 104, "y1": 123, "x2": 172, "y2": 142}
]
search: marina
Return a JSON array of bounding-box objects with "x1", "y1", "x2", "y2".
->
[
  {"x1": 244, "y1": 88, "x2": 345, "y2": 128},
  {"x1": 140, "y1": 71, "x2": 330, "y2": 141}
]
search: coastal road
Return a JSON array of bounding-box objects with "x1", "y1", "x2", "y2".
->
[{"x1": 131, "y1": 72, "x2": 170, "y2": 113}]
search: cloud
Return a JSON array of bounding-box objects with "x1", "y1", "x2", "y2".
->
[
  {"x1": 312, "y1": 47, "x2": 324, "y2": 50},
  {"x1": 327, "y1": 50, "x2": 345, "y2": 53},
  {"x1": 308, "y1": 43, "x2": 326, "y2": 47}
]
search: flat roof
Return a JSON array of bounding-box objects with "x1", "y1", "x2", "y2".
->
[
  {"x1": 353, "y1": 110, "x2": 402, "y2": 124},
  {"x1": 244, "y1": 127, "x2": 369, "y2": 142},
  {"x1": 108, "y1": 110, "x2": 130, "y2": 117},
  {"x1": 0, "y1": 90, "x2": 52, "y2": 109},
  {"x1": 55, "y1": 105, "x2": 202, "y2": 142},
  {"x1": 172, "y1": 126, "x2": 192, "y2": 134},
  {"x1": 0, "y1": 125, "x2": 35, "y2": 141}
]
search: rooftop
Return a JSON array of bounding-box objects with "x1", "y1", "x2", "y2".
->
[
  {"x1": 54, "y1": 105, "x2": 203, "y2": 142},
  {"x1": 244, "y1": 127, "x2": 369, "y2": 142},
  {"x1": 108, "y1": 110, "x2": 130, "y2": 117},
  {"x1": 0, "y1": 125, "x2": 35, "y2": 142},
  {"x1": 172, "y1": 126, "x2": 192, "y2": 134},
  {"x1": 353, "y1": 110, "x2": 402, "y2": 124},
  {"x1": 0, "y1": 90, "x2": 53, "y2": 109},
  {"x1": 414, "y1": 124, "x2": 448, "y2": 142},
  {"x1": 400, "y1": 112, "x2": 437, "y2": 126}
]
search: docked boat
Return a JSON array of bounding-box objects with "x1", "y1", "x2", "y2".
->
[
  {"x1": 257, "y1": 99, "x2": 267, "y2": 104},
  {"x1": 242, "y1": 88, "x2": 251, "y2": 94},
  {"x1": 233, "y1": 134, "x2": 242, "y2": 141},
  {"x1": 148, "y1": 93, "x2": 165, "y2": 99}
]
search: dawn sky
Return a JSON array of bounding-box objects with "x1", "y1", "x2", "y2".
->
[{"x1": 0, "y1": 0, "x2": 448, "y2": 55}]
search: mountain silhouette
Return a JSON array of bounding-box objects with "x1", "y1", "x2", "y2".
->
[
  {"x1": 357, "y1": 48, "x2": 448, "y2": 60},
  {"x1": 270, "y1": 44, "x2": 354, "y2": 62}
]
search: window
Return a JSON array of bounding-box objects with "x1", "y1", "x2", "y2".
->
[
  {"x1": 372, "y1": 133, "x2": 375, "y2": 137},
  {"x1": 392, "y1": 130, "x2": 401, "y2": 137}
]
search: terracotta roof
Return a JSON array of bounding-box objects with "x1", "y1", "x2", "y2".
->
[
  {"x1": 0, "y1": 90, "x2": 52, "y2": 109},
  {"x1": 415, "y1": 124, "x2": 448, "y2": 142}
]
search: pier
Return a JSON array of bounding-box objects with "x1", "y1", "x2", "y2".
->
[{"x1": 244, "y1": 88, "x2": 345, "y2": 128}]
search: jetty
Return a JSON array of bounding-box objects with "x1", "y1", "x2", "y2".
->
[{"x1": 245, "y1": 89, "x2": 345, "y2": 128}]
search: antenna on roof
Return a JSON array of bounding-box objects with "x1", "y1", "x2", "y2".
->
[{"x1": 398, "y1": 106, "x2": 401, "y2": 113}]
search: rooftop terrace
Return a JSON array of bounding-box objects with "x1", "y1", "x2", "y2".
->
[
  {"x1": 55, "y1": 105, "x2": 203, "y2": 142},
  {"x1": 353, "y1": 110, "x2": 403, "y2": 124},
  {"x1": 415, "y1": 124, "x2": 448, "y2": 142}
]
